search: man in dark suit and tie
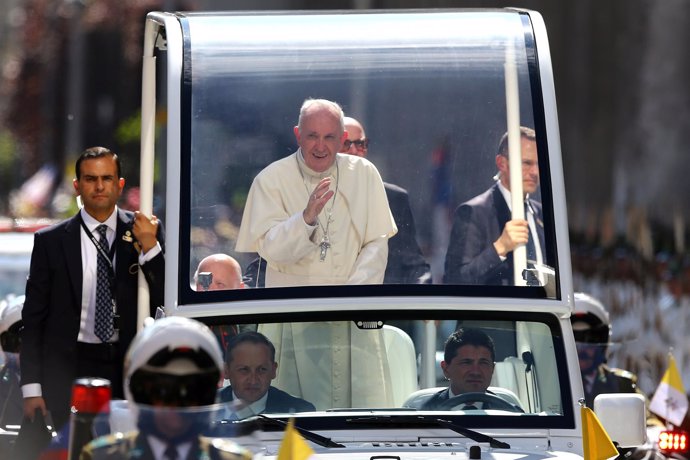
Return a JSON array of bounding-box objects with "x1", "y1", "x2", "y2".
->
[
  {"x1": 218, "y1": 331, "x2": 315, "y2": 417},
  {"x1": 444, "y1": 127, "x2": 544, "y2": 286},
  {"x1": 340, "y1": 116, "x2": 431, "y2": 285},
  {"x1": 19, "y1": 146, "x2": 165, "y2": 431}
]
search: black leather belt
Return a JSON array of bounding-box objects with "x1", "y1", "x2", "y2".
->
[{"x1": 77, "y1": 341, "x2": 119, "y2": 361}]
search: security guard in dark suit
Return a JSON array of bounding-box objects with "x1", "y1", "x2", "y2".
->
[{"x1": 21, "y1": 147, "x2": 165, "y2": 433}]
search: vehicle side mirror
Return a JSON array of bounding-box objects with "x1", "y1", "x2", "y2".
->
[{"x1": 594, "y1": 393, "x2": 646, "y2": 447}]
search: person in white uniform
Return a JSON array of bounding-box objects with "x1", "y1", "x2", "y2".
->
[
  {"x1": 236, "y1": 99, "x2": 398, "y2": 410},
  {"x1": 235, "y1": 98, "x2": 397, "y2": 287}
]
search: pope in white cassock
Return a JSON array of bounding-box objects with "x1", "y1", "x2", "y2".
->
[
  {"x1": 235, "y1": 98, "x2": 397, "y2": 286},
  {"x1": 235, "y1": 98, "x2": 399, "y2": 409}
]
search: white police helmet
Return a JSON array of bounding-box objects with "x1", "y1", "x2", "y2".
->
[
  {"x1": 572, "y1": 292, "x2": 611, "y2": 345},
  {"x1": 124, "y1": 316, "x2": 223, "y2": 407},
  {"x1": 0, "y1": 295, "x2": 25, "y2": 353},
  {"x1": 0, "y1": 295, "x2": 24, "y2": 334}
]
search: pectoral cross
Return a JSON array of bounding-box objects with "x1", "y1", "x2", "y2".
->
[{"x1": 319, "y1": 234, "x2": 331, "y2": 262}]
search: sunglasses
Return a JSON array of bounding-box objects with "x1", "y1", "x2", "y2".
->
[
  {"x1": 130, "y1": 368, "x2": 219, "y2": 407},
  {"x1": 343, "y1": 139, "x2": 369, "y2": 150}
]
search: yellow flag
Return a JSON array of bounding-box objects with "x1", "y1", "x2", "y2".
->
[
  {"x1": 649, "y1": 353, "x2": 689, "y2": 426},
  {"x1": 277, "y1": 418, "x2": 315, "y2": 460},
  {"x1": 581, "y1": 406, "x2": 618, "y2": 460}
]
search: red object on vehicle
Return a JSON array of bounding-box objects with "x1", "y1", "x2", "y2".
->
[
  {"x1": 68, "y1": 378, "x2": 111, "y2": 460},
  {"x1": 71, "y1": 378, "x2": 111, "y2": 414},
  {"x1": 658, "y1": 429, "x2": 689, "y2": 454}
]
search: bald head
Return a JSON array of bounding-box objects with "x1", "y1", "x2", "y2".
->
[
  {"x1": 195, "y1": 254, "x2": 245, "y2": 290},
  {"x1": 341, "y1": 116, "x2": 368, "y2": 158}
]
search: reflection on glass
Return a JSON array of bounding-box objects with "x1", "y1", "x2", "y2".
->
[
  {"x1": 78, "y1": 314, "x2": 566, "y2": 458},
  {"x1": 183, "y1": 11, "x2": 555, "y2": 293},
  {"x1": 212, "y1": 318, "x2": 562, "y2": 417}
]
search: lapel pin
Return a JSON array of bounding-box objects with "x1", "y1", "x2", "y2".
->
[{"x1": 122, "y1": 231, "x2": 133, "y2": 242}]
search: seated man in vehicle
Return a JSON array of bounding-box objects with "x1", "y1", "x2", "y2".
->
[
  {"x1": 422, "y1": 328, "x2": 522, "y2": 411},
  {"x1": 194, "y1": 253, "x2": 245, "y2": 291},
  {"x1": 218, "y1": 331, "x2": 315, "y2": 418},
  {"x1": 194, "y1": 253, "x2": 249, "y2": 353}
]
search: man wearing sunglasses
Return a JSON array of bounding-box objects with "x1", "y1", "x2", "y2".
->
[{"x1": 340, "y1": 116, "x2": 431, "y2": 285}]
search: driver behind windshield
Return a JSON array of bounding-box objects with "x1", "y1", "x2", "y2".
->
[{"x1": 422, "y1": 328, "x2": 497, "y2": 410}]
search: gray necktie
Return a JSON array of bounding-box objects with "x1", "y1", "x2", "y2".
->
[{"x1": 94, "y1": 224, "x2": 113, "y2": 342}]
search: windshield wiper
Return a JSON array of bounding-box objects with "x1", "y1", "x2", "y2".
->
[
  {"x1": 346, "y1": 415, "x2": 511, "y2": 449},
  {"x1": 256, "y1": 414, "x2": 345, "y2": 448}
]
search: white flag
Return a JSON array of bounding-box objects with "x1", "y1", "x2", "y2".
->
[{"x1": 649, "y1": 354, "x2": 689, "y2": 426}]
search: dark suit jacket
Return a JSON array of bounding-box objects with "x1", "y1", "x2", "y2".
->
[
  {"x1": 420, "y1": 388, "x2": 459, "y2": 410},
  {"x1": 444, "y1": 183, "x2": 544, "y2": 285},
  {"x1": 383, "y1": 182, "x2": 431, "y2": 284},
  {"x1": 583, "y1": 364, "x2": 636, "y2": 409},
  {"x1": 420, "y1": 388, "x2": 522, "y2": 411},
  {"x1": 20, "y1": 209, "x2": 165, "y2": 427},
  {"x1": 218, "y1": 385, "x2": 315, "y2": 413}
]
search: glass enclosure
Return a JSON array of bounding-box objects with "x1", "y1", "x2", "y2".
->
[
  {"x1": 171, "y1": 10, "x2": 559, "y2": 302},
  {"x1": 207, "y1": 313, "x2": 569, "y2": 422},
  {"x1": 91, "y1": 311, "x2": 573, "y2": 431}
]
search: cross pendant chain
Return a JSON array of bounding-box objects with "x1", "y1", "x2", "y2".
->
[
  {"x1": 318, "y1": 210, "x2": 333, "y2": 262},
  {"x1": 296, "y1": 154, "x2": 339, "y2": 264},
  {"x1": 319, "y1": 234, "x2": 330, "y2": 262}
]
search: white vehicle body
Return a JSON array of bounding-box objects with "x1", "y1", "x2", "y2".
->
[
  {"x1": 133, "y1": 8, "x2": 648, "y2": 459},
  {"x1": 0, "y1": 232, "x2": 35, "y2": 300}
]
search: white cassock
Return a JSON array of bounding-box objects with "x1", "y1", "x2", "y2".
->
[
  {"x1": 259, "y1": 321, "x2": 396, "y2": 411},
  {"x1": 235, "y1": 150, "x2": 397, "y2": 287},
  {"x1": 237, "y1": 150, "x2": 398, "y2": 409}
]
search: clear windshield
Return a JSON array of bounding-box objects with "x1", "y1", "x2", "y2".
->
[
  {"x1": 79, "y1": 312, "x2": 570, "y2": 445},
  {"x1": 175, "y1": 10, "x2": 559, "y2": 300},
  {"x1": 212, "y1": 315, "x2": 567, "y2": 419}
]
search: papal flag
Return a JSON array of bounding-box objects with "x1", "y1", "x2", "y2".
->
[
  {"x1": 581, "y1": 406, "x2": 619, "y2": 460},
  {"x1": 277, "y1": 418, "x2": 318, "y2": 460},
  {"x1": 649, "y1": 353, "x2": 689, "y2": 426}
]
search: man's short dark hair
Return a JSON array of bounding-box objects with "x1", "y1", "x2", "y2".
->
[
  {"x1": 497, "y1": 126, "x2": 536, "y2": 157},
  {"x1": 75, "y1": 146, "x2": 121, "y2": 180},
  {"x1": 444, "y1": 328, "x2": 495, "y2": 364},
  {"x1": 225, "y1": 331, "x2": 276, "y2": 364}
]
